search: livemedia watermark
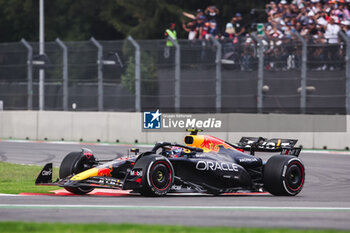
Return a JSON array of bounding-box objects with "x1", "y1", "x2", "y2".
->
[{"x1": 142, "y1": 109, "x2": 346, "y2": 132}]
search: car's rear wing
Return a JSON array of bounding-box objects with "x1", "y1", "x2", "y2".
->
[{"x1": 230, "y1": 137, "x2": 301, "y2": 156}]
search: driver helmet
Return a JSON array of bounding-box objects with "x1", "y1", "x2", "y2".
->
[{"x1": 165, "y1": 146, "x2": 190, "y2": 158}]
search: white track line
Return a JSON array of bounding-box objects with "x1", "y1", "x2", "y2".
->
[
  {"x1": 0, "y1": 204, "x2": 349, "y2": 212},
  {"x1": 302, "y1": 150, "x2": 350, "y2": 155},
  {"x1": 0, "y1": 194, "x2": 19, "y2": 197}
]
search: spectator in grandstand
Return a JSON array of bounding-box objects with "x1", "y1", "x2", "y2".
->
[
  {"x1": 315, "y1": 11, "x2": 329, "y2": 26},
  {"x1": 333, "y1": 2, "x2": 344, "y2": 19},
  {"x1": 187, "y1": 14, "x2": 206, "y2": 40},
  {"x1": 289, "y1": 3, "x2": 300, "y2": 16},
  {"x1": 206, "y1": 20, "x2": 220, "y2": 39},
  {"x1": 296, "y1": 7, "x2": 310, "y2": 26},
  {"x1": 309, "y1": 21, "x2": 326, "y2": 43},
  {"x1": 222, "y1": 23, "x2": 236, "y2": 40},
  {"x1": 324, "y1": 17, "x2": 341, "y2": 70},
  {"x1": 343, "y1": 4, "x2": 350, "y2": 21},
  {"x1": 199, "y1": 18, "x2": 210, "y2": 40},
  {"x1": 277, "y1": 1, "x2": 286, "y2": 14},
  {"x1": 183, "y1": 8, "x2": 204, "y2": 20},
  {"x1": 231, "y1": 13, "x2": 246, "y2": 42},
  {"x1": 266, "y1": 1, "x2": 279, "y2": 17},
  {"x1": 342, "y1": 21, "x2": 350, "y2": 37},
  {"x1": 182, "y1": 20, "x2": 197, "y2": 40},
  {"x1": 310, "y1": 1, "x2": 323, "y2": 15},
  {"x1": 204, "y1": 5, "x2": 219, "y2": 22},
  {"x1": 282, "y1": 7, "x2": 297, "y2": 20},
  {"x1": 324, "y1": 16, "x2": 341, "y2": 43},
  {"x1": 283, "y1": 22, "x2": 295, "y2": 39},
  {"x1": 300, "y1": 21, "x2": 310, "y2": 36},
  {"x1": 265, "y1": 22, "x2": 284, "y2": 40},
  {"x1": 241, "y1": 36, "x2": 256, "y2": 71}
]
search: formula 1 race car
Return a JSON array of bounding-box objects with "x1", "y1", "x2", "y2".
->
[{"x1": 36, "y1": 129, "x2": 305, "y2": 196}]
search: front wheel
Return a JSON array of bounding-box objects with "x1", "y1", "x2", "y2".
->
[
  {"x1": 263, "y1": 155, "x2": 305, "y2": 196},
  {"x1": 59, "y1": 152, "x2": 95, "y2": 195}
]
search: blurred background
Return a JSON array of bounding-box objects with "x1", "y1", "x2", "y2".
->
[{"x1": 0, "y1": 0, "x2": 348, "y2": 114}]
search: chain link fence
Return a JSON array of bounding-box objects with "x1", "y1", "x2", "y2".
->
[{"x1": 0, "y1": 34, "x2": 348, "y2": 114}]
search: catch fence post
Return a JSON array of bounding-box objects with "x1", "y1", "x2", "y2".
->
[
  {"x1": 251, "y1": 33, "x2": 264, "y2": 113},
  {"x1": 90, "y1": 37, "x2": 104, "y2": 111},
  {"x1": 339, "y1": 31, "x2": 350, "y2": 114},
  {"x1": 56, "y1": 38, "x2": 68, "y2": 111},
  {"x1": 168, "y1": 37, "x2": 180, "y2": 113},
  {"x1": 127, "y1": 36, "x2": 141, "y2": 112},
  {"x1": 210, "y1": 36, "x2": 222, "y2": 113},
  {"x1": 293, "y1": 31, "x2": 307, "y2": 114},
  {"x1": 20, "y1": 39, "x2": 33, "y2": 110}
]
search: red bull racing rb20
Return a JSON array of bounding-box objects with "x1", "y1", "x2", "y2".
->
[{"x1": 36, "y1": 130, "x2": 305, "y2": 196}]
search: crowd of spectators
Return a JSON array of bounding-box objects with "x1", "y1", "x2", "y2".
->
[
  {"x1": 261, "y1": 0, "x2": 350, "y2": 71},
  {"x1": 180, "y1": 1, "x2": 350, "y2": 71},
  {"x1": 264, "y1": 0, "x2": 350, "y2": 43},
  {"x1": 182, "y1": 6, "x2": 220, "y2": 40},
  {"x1": 182, "y1": 5, "x2": 246, "y2": 41}
]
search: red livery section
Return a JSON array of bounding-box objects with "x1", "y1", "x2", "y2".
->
[
  {"x1": 200, "y1": 136, "x2": 234, "y2": 153},
  {"x1": 97, "y1": 165, "x2": 113, "y2": 177}
]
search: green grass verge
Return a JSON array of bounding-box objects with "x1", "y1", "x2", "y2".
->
[
  {"x1": 0, "y1": 222, "x2": 349, "y2": 233},
  {"x1": 0, "y1": 162, "x2": 58, "y2": 194}
]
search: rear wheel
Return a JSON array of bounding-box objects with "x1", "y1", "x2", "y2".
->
[
  {"x1": 263, "y1": 155, "x2": 305, "y2": 196},
  {"x1": 59, "y1": 152, "x2": 95, "y2": 195}
]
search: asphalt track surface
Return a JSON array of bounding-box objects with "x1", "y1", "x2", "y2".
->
[{"x1": 1, "y1": 141, "x2": 350, "y2": 230}]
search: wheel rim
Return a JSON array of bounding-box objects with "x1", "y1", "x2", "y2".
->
[
  {"x1": 285, "y1": 161, "x2": 304, "y2": 192},
  {"x1": 150, "y1": 162, "x2": 172, "y2": 191},
  {"x1": 74, "y1": 159, "x2": 94, "y2": 193},
  {"x1": 157, "y1": 170, "x2": 164, "y2": 182},
  {"x1": 78, "y1": 186, "x2": 94, "y2": 192}
]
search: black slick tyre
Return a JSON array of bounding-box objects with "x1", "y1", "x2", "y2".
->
[
  {"x1": 59, "y1": 152, "x2": 95, "y2": 195},
  {"x1": 134, "y1": 155, "x2": 174, "y2": 197},
  {"x1": 263, "y1": 155, "x2": 305, "y2": 196}
]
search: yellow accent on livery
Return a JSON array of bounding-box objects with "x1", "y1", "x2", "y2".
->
[
  {"x1": 70, "y1": 168, "x2": 98, "y2": 181},
  {"x1": 277, "y1": 139, "x2": 281, "y2": 147}
]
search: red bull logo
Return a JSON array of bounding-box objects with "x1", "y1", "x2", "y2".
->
[
  {"x1": 200, "y1": 137, "x2": 220, "y2": 152},
  {"x1": 200, "y1": 136, "x2": 232, "y2": 153},
  {"x1": 200, "y1": 136, "x2": 233, "y2": 152},
  {"x1": 97, "y1": 165, "x2": 113, "y2": 177},
  {"x1": 185, "y1": 134, "x2": 237, "y2": 153}
]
